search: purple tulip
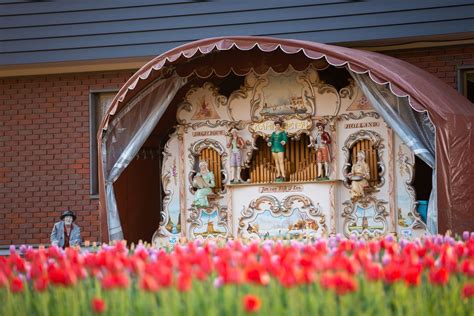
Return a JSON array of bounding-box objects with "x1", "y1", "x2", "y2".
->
[
  {"x1": 462, "y1": 231, "x2": 470, "y2": 241},
  {"x1": 213, "y1": 277, "x2": 223, "y2": 288},
  {"x1": 382, "y1": 254, "x2": 391, "y2": 265},
  {"x1": 19, "y1": 244, "x2": 27, "y2": 254}
]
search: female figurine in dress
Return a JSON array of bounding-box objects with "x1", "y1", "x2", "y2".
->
[
  {"x1": 192, "y1": 160, "x2": 215, "y2": 207},
  {"x1": 267, "y1": 120, "x2": 288, "y2": 182},
  {"x1": 348, "y1": 151, "x2": 370, "y2": 200}
]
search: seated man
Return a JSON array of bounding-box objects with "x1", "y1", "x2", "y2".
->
[{"x1": 50, "y1": 210, "x2": 82, "y2": 248}]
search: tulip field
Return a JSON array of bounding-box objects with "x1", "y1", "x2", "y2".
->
[{"x1": 1, "y1": 234, "x2": 474, "y2": 315}]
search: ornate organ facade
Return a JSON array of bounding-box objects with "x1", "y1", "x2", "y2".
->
[{"x1": 153, "y1": 65, "x2": 428, "y2": 245}]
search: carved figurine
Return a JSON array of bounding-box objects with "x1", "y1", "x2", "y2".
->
[
  {"x1": 315, "y1": 123, "x2": 332, "y2": 179},
  {"x1": 348, "y1": 151, "x2": 370, "y2": 200},
  {"x1": 267, "y1": 120, "x2": 288, "y2": 182},
  {"x1": 226, "y1": 128, "x2": 246, "y2": 183},
  {"x1": 192, "y1": 161, "x2": 215, "y2": 207}
]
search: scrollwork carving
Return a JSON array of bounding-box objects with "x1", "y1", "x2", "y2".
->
[
  {"x1": 339, "y1": 78, "x2": 355, "y2": 100},
  {"x1": 187, "y1": 205, "x2": 228, "y2": 239},
  {"x1": 238, "y1": 194, "x2": 327, "y2": 237},
  {"x1": 342, "y1": 196, "x2": 388, "y2": 239},
  {"x1": 338, "y1": 111, "x2": 380, "y2": 121},
  {"x1": 250, "y1": 77, "x2": 269, "y2": 121},
  {"x1": 397, "y1": 147, "x2": 426, "y2": 231},
  {"x1": 159, "y1": 129, "x2": 179, "y2": 234},
  {"x1": 176, "y1": 82, "x2": 229, "y2": 125},
  {"x1": 182, "y1": 119, "x2": 236, "y2": 133}
]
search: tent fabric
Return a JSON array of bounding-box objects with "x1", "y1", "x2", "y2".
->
[
  {"x1": 98, "y1": 36, "x2": 474, "y2": 240},
  {"x1": 102, "y1": 75, "x2": 186, "y2": 240},
  {"x1": 352, "y1": 73, "x2": 437, "y2": 233}
]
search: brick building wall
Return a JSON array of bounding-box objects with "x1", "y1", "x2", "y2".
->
[
  {"x1": 0, "y1": 44, "x2": 472, "y2": 246},
  {"x1": 384, "y1": 44, "x2": 474, "y2": 89},
  {"x1": 0, "y1": 71, "x2": 134, "y2": 245}
]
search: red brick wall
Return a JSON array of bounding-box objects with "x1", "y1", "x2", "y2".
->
[
  {"x1": 0, "y1": 44, "x2": 472, "y2": 246},
  {"x1": 0, "y1": 71, "x2": 134, "y2": 245},
  {"x1": 383, "y1": 44, "x2": 474, "y2": 90}
]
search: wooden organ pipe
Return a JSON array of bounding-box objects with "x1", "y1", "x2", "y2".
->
[
  {"x1": 264, "y1": 142, "x2": 268, "y2": 183},
  {"x1": 214, "y1": 150, "x2": 220, "y2": 189},
  {"x1": 303, "y1": 137, "x2": 308, "y2": 180},
  {"x1": 248, "y1": 135, "x2": 320, "y2": 183},
  {"x1": 370, "y1": 143, "x2": 378, "y2": 186}
]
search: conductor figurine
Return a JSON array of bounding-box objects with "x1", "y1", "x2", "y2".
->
[{"x1": 267, "y1": 120, "x2": 288, "y2": 182}]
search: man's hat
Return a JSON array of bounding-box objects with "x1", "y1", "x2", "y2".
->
[{"x1": 60, "y1": 210, "x2": 76, "y2": 221}]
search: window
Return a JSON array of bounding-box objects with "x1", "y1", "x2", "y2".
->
[
  {"x1": 89, "y1": 90, "x2": 117, "y2": 197},
  {"x1": 458, "y1": 67, "x2": 474, "y2": 103}
]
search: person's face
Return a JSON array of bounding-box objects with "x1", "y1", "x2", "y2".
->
[
  {"x1": 199, "y1": 163, "x2": 207, "y2": 173},
  {"x1": 318, "y1": 125, "x2": 323, "y2": 132},
  {"x1": 231, "y1": 129, "x2": 238, "y2": 137},
  {"x1": 64, "y1": 216, "x2": 73, "y2": 225},
  {"x1": 275, "y1": 123, "x2": 281, "y2": 131}
]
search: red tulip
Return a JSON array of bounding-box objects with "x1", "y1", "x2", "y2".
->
[
  {"x1": 403, "y1": 265, "x2": 422, "y2": 287},
  {"x1": 177, "y1": 272, "x2": 192, "y2": 292},
  {"x1": 91, "y1": 297, "x2": 106, "y2": 313},
  {"x1": 368, "y1": 241, "x2": 380, "y2": 255},
  {"x1": 461, "y1": 259, "x2": 474, "y2": 277},
  {"x1": 321, "y1": 272, "x2": 358, "y2": 295},
  {"x1": 34, "y1": 274, "x2": 49, "y2": 292},
  {"x1": 157, "y1": 268, "x2": 174, "y2": 287},
  {"x1": 48, "y1": 264, "x2": 77, "y2": 286},
  {"x1": 422, "y1": 254, "x2": 435, "y2": 269},
  {"x1": 139, "y1": 274, "x2": 159, "y2": 292},
  {"x1": 364, "y1": 262, "x2": 383, "y2": 281},
  {"x1": 47, "y1": 246, "x2": 62, "y2": 259},
  {"x1": 9, "y1": 254, "x2": 26, "y2": 273},
  {"x1": 243, "y1": 294, "x2": 261, "y2": 313},
  {"x1": 429, "y1": 267, "x2": 449, "y2": 285},
  {"x1": 461, "y1": 283, "x2": 474, "y2": 299},
  {"x1": 10, "y1": 276, "x2": 23, "y2": 293},
  {"x1": 101, "y1": 272, "x2": 130, "y2": 290},
  {"x1": 29, "y1": 260, "x2": 45, "y2": 280},
  {"x1": 245, "y1": 264, "x2": 270, "y2": 286},
  {"x1": 383, "y1": 263, "x2": 402, "y2": 283},
  {"x1": 334, "y1": 273, "x2": 358, "y2": 295},
  {"x1": 278, "y1": 268, "x2": 298, "y2": 288}
]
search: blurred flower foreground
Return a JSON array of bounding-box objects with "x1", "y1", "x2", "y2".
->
[{"x1": 1, "y1": 234, "x2": 474, "y2": 315}]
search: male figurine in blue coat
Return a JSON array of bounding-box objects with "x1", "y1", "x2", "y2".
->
[{"x1": 50, "y1": 210, "x2": 82, "y2": 248}]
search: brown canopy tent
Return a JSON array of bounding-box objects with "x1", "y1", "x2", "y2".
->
[{"x1": 98, "y1": 36, "x2": 474, "y2": 241}]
